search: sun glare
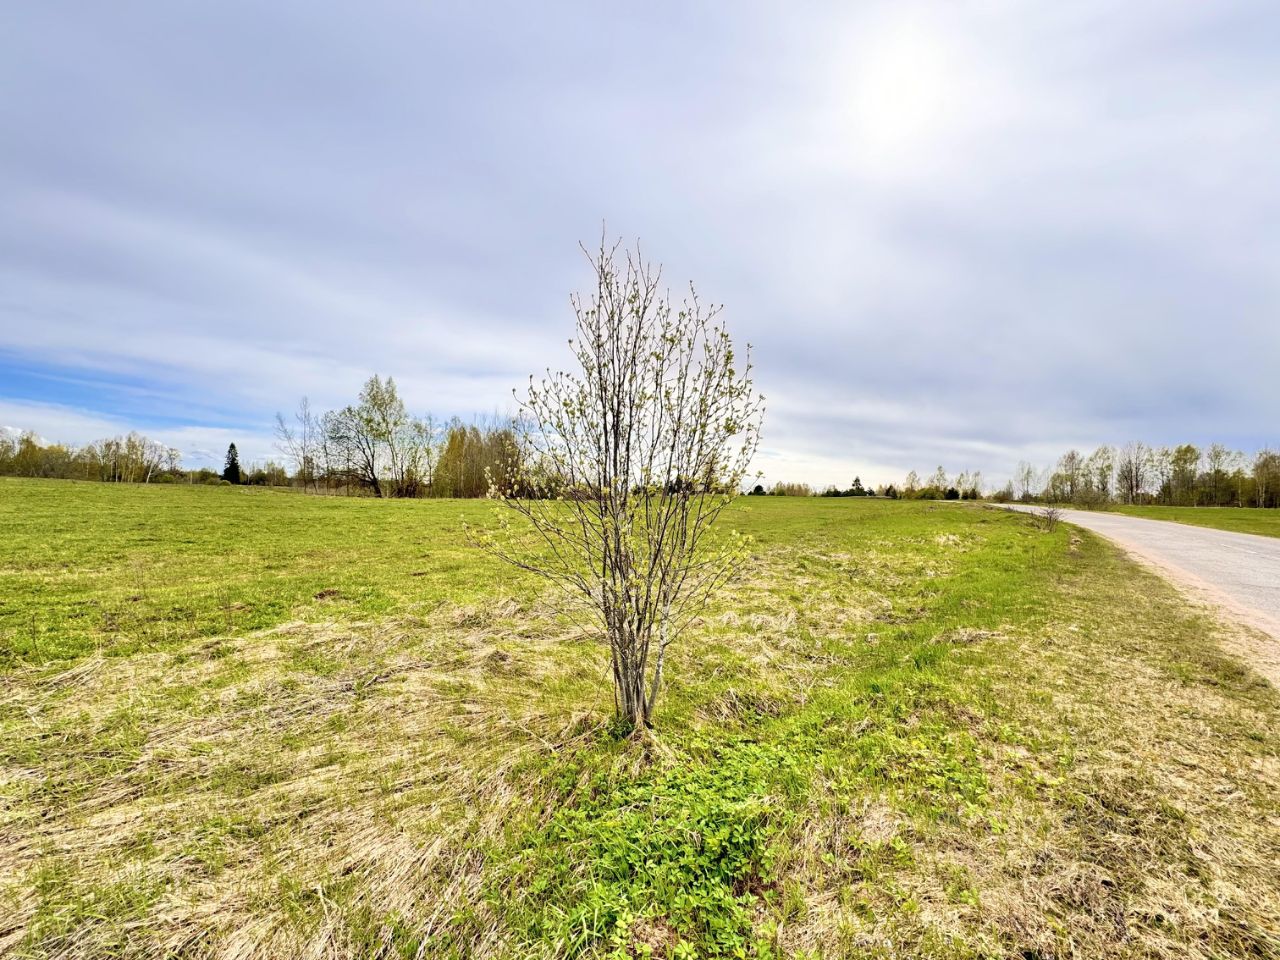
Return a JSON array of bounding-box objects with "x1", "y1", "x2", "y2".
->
[{"x1": 842, "y1": 20, "x2": 961, "y2": 173}]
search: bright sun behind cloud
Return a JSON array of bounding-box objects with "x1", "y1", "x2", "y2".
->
[
  {"x1": 853, "y1": 24, "x2": 952, "y2": 154},
  {"x1": 830, "y1": 13, "x2": 1004, "y2": 181}
]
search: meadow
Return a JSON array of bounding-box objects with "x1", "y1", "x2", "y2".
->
[
  {"x1": 1, "y1": 478, "x2": 1278, "y2": 959},
  {"x1": 1109, "y1": 503, "x2": 1280, "y2": 538}
]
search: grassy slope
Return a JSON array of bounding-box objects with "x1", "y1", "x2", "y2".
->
[
  {"x1": 1, "y1": 480, "x2": 1278, "y2": 959},
  {"x1": 1109, "y1": 503, "x2": 1280, "y2": 538}
]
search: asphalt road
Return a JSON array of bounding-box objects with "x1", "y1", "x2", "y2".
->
[{"x1": 995, "y1": 504, "x2": 1280, "y2": 682}]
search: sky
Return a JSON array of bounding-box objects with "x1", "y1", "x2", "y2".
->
[{"x1": 1, "y1": 1, "x2": 1277, "y2": 488}]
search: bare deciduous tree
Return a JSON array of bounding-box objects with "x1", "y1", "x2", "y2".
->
[
  {"x1": 324, "y1": 403, "x2": 383, "y2": 496},
  {"x1": 1014, "y1": 461, "x2": 1038, "y2": 502},
  {"x1": 485, "y1": 238, "x2": 764, "y2": 730},
  {"x1": 1116, "y1": 441, "x2": 1152, "y2": 504},
  {"x1": 1205, "y1": 443, "x2": 1233, "y2": 506},
  {"x1": 929, "y1": 465, "x2": 948, "y2": 494},
  {"x1": 275, "y1": 397, "x2": 321, "y2": 492}
]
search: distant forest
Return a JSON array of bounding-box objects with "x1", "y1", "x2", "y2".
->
[
  {"x1": 3, "y1": 381, "x2": 1276, "y2": 508},
  {"x1": 876, "y1": 444, "x2": 1278, "y2": 509},
  {"x1": 718, "y1": 443, "x2": 1280, "y2": 510},
  {"x1": 752, "y1": 467, "x2": 983, "y2": 501},
  {"x1": 0, "y1": 376, "x2": 518, "y2": 497},
  {"x1": 0, "y1": 430, "x2": 192, "y2": 485},
  {"x1": 996, "y1": 443, "x2": 1280, "y2": 509}
]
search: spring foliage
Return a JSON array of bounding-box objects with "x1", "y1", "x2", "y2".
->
[{"x1": 486, "y1": 238, "x2": 764, "y2": 728}]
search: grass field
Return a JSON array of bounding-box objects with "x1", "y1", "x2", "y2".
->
[
  {"x1": 2, "y1": 478, "x2": 1278, "y2": 959},
  {"x1": 1109, "y1": 504, "x2": 1280, "y2": 538}
]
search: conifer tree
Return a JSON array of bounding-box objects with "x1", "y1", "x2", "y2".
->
[{"x1": 222, "y1": 443, "x2": 242, "y2": 484}]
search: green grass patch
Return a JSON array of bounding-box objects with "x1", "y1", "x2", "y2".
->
[
  {"x1": 1, "y1": 482, "x2": 1278, "y2": 959},
  {"x1": 0, "y1": 477, "x2": 528, "y2": 665},
  {"x1": 1109, "y1": 503, "x2": 1280, "y2": 537}
]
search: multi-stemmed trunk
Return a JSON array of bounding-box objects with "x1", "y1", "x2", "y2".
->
[
  {"x1": 488, "y1": 235, "x2": 763, "y2": 730},
  {"x1": 606, "y1": 605, "x2": 673, "y2": 730},
  {"x1": 605, "y1": 602, "x2": 653, "y2": 729},
  {"x1": 612, "y1": 643, "x2": 651, "y2": 729}
]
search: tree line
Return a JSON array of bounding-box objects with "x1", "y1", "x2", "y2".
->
[
  {"x1": 1002, "y1": 443, "x2": 1279, "y2": 508},
  {"x1": 897, "y1": 467, "x2": 984, "y2": 501},
  {"x1": 0, "y1": 429, "x2": 295, "y2": 486},
  {"x1": 8, "y1": 408, "x2": 1274, "y2": 511},
  {"x1": 748, "y1": 467, "x2": 985, "y2": 501},
  {"x1": 0, "y1": 430, "x2": 185, "y2": 484},
  {"x1": 0, "y1": 377, "x2": 519, "y2": 498},
  {"x1": 754, "y1": 442, "x2": 1278, "y2": 510}
]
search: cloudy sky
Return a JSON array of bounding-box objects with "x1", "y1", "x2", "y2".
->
[{"x1": 2, "y1": 1, "x2": 1277, "y2": 487}]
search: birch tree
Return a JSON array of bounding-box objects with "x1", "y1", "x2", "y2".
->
[
  {"x1": 1085, "y1": 445, "x2": 1114, "y2": 501},
  {"x1": 1255, "y1": 449, "x2": 1280, "y2": 508}
]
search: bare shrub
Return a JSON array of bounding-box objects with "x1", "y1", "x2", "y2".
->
[
  {"x1": 486, "y1": 236, "x2": 764, "y2": 729},
  {"x1": 1039, "y1": 505, "x2": 1064, "y2": 533}
]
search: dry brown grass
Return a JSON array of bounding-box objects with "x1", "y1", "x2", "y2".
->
[
  {"x1": 0, "y1": 599, "x2": 608, "y2": 959},
  {"x1": 2, "y1": 499, "x2": 1278, "y2": 959}
]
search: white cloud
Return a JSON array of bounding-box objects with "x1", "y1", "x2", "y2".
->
[{"x1": 1, "y1": 1, "x2": 1277, "y2": 489}]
